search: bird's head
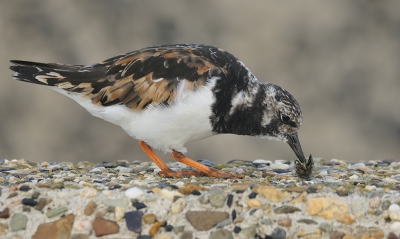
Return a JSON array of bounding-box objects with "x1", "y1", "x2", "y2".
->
[{"x1": 260, "y1": 84, "x2": 306, "y2": 164}]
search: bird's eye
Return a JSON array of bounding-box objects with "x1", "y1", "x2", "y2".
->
[{"x1": 280, "y1": 113, "x2": 291, "y2": 123}]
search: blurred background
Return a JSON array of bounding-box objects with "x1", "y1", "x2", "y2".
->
[{"x1": 1, "y1": 1, "x2": 399, "y2": 164}]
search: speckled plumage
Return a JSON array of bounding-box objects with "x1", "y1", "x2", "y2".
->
[{"x1": 10, "y1": 44, "x2": 313, "y2": 178}]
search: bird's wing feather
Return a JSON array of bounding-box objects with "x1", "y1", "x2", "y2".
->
[{"x1": 10, "y1": 44, "x2": 231, "y2": 111}]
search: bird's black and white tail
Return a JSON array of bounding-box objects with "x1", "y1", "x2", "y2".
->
[{"x1": 10, "y1": 60, "x2": 105, "y2": 87}]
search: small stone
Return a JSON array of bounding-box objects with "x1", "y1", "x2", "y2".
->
[
  {"x1": 389, "y1": 204, "x2": 400, "y2": 221},
  {"x1": 252, "y1": 159, "x2": 272, "y2": 166},
  {"x1": 70, "y1": 234, "x2": 89, "y2": 239},
  {"x1": 215, "y1": 218, "x2": 232, "y2": 228},
  {"x1": 270, "y1": 163, "x2": 289, "y2": 170},
  {"x1": 296, "y1": 229, "x2": 322, "y2": 238},
  {"x1": 132, "y1": 202, "x2": 147, "y2": 210},
  {"x1": 247, "y1": 198, "x2": 262, "y2": 208},
  {"x1": 73, "y1": 218, "x2": 92, "y2": 232},
  {"x1": 365, "y1": 185, "x2": 376, "y2": 191},
  {"x1": 79, "y1": 187, "x2": 97, "y2": 198},
  {"x1": 270, "y1": 227, "x2": 286, "y2": 239},
  {"x1": 390, "y1": 222, "x2": 400, "y2": 233},
  {"x1": 180, "y1": 231, "x2": 193, "y2": 239},
  {"x1": 172, "y1": 225, "x2": 183, "y2": 233},
  {"x1": 274, "y1": 205, "x2": 301, "y2": 214},
  {"x1": 143, "y1": 214, "x2": 157, "y2": 224},
  {"x1": 10, "y1": 213, "x2": 28, "y2": 231},
  {"x1": 233, "y1": 226, "x2": 241, "y2": 233},
  {"x1": 125, "y1": 211, "x2": 143, "y2": 233},
  {"x1": 297, "y1": 219, "x2": 318, "y2": 225},
  {"x1": 318, "y1": 222, "x2": 333, "y2": 233},
  {"x1": 336, "y1": 213, "x2": 355, "y2": 224},
  {"x1": 335, "y1": 187, "x2": 348, "y2": 196},
  {"x1": 103, "y1": 198, "x2": 130, "y2": 207},
  {"x1": 46, "y1": 206, "x2": 68, "y2": 218},
  {"x1": 306, "y1": 197, "x2": 349, "y2": 219},
  {"x1": 137, "y1": 236, "x2": 152, "y2": 239},
  {"x1": 115, "y1": 206, "x2": 125, "y2": 221},
  {"x1": 22, "y1": 198, "x2": 37, "y2": 206},
  {"x1": 171, "y1": 198, "x2": 186, "y2": 214},
  {"x1": 369, "y1": 197, "x2": 381, "y2": 209},
  {"x1": 149, "y1": 221, "x2": 165, "y2": 237},
  {"x1": 330, "y1": 231, "x2": 345, "y2": 239},
  {"x1": 387, "y1": 232, "x2": 399, "y2": 239},
  {"x1": 349, "y1": 174, "x2": 359, "y2": 180},
  {"x1": 186, "y1": 211, "x2": 229, "y2": 231},
  {"x1": 84, "y1": 201, "x2": 97, "y2": 216},
  {"x1": 19, "y1": 185, "x2": 32, "y2": 191},
  {"x1": 240, "y1": 227, "x2": 256, "y2": 238},
  {"x1": 125, "y1": 187, "x2": 145, "y2": 199},
  {"x1": 277, "y1": 218, "x2": 291, "y2": 227},
  {"x1": 160, "y1": 188, "x2": 183, "y2": 200},
  {"x1": 93, "y1": 217, "x2": 120, "y2": 237},
  {"x1": 0, "y1": 208, "x2": 10, "y2": 219},
  {"x1": 288, "y1": 191, "x2": 307, "y2": 204},
  {"x1": 32, "y1": 191, "x2": 40, "y2": 199},
  {"x1": 178, "y1": 184, "x2": 208, "y2": 195},
  {"x1": 210, "y1": 188, "x2": 228, "y2": 208},
  {"x1": 154, "y1": 234, "x2": 172, "y2": 239},
  {"x1": 253, "y1": 186, "x2": 290, "y2": 202},
  {"x1": 32, "y1": 214, "x2": 74, "y2": 239},
  {"x1": 227, "y1": 194, "x2": 233, "y2": 207},
  {"x1": 35, "y1": 198, "x2": 47, "y2": 211},
  {"x1": 209, "y1": 229, "x2": 233, "y2": 239}
]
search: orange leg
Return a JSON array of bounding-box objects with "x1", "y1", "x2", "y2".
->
[
  {"x1": 170, "y1": 150, "x2": 244, "y2": 179},
  {"x1": 138, "y1": 141, "x2": 244, "y2": 178}
]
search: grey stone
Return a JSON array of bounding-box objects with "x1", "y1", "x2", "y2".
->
[
  {"x1": 10, "y1": 213, "x2": 28, "y2": 231},
  {"x1": 209, "y1": 229, "x2": 233, "y2": 239}
]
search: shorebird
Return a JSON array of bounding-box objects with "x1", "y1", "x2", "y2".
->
[{"x1": 10, "y1": 44, "x2": 313, "y2": 178}]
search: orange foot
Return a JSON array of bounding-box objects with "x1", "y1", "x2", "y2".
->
[{"x1": 139, "y1": 140, "x2": 244, "y2": 179}]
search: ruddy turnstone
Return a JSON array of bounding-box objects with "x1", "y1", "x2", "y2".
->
[{"x1": 10, "y1": 44, "x2": 313, "y2": 179}]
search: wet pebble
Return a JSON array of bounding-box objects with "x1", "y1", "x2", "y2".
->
[
  {"x1": 209, "y1": 188, "x2": 228, "y2": 208},
  {"x1": 93, "y1": 217, "x2": 120, "y2": 237},
  {"x1": 10, "y1": 213, "x2": 28, "y2": 231},
  {"x1": 22, "y1": 198, "x2": 37, "y2": 206},
  {"x1": 171, "y1": 197, "x2": 186, "y2": 214},
  {"x1": 270, "y1": 227, "x2": 286, "y2": 239},
  {"x1": 274, "y1": 205, "x2": 301, "y2": 214},
  {"x1": 209, "y1": 229, "x2": 233, "y2": 239},
  {"x1": 125, "y1": 211, "x2": 143, "y2": 233},
  {"x1": 186, "y1": 211, "x2": 229, "y2": 231},
  {"x1": 125, "y1": 187, "x2": 145, "y2": 199},
  {"x1": 32, "y1": 214, "x2": 74, "y2": 239}
]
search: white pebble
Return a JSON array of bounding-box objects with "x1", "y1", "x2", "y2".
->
[
  {"x1": 171, "y1": 198, "x2": 186, "y2": 214},
  {"x1": 89, "y1": 168, "x2": 102, "y2": 173},
  {"x1": 125, "y1": 187, "x2": 145, "y2": 199},
  {"x1": 115, "y1": 206, "x2": 125, "y2": 221},
  {"x1": 253, "y1": 159, "x2": 272, "y2": 165},
  {"x1": 80, "y1": 187, "x2": 97, "y2": 198},
  {"x1": 73, "y1": 219, "x2": 92, "y2": 232},
  {"x1": 274, "y1": 159, "x2": 287, "y2": 164},
  {"x1": 351, "y1": 163, "x2": 366, "y2": 169},
  {"x1": 390, "y1": 221, "x2": 400, "y2": 232},
  {"x1": 319, "y1": 170, "x2": 328, "y2": 176},
  {"x1": 389, "y1": 204, "x2": 400, "y2": 213},
  {"x1": 160, "y1": 188, "x2": 183, "y2": 200},
  {"x1": 270, "y1": 163, "x2": 289, "y2": 170},
  {"x1": 349, "y1": 174, "x2": 359, "y2": 180},
  {"x1": 364, "y1": 185, "x2": 376, "y2": 191}
]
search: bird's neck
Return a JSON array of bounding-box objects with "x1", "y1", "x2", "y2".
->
[{"x1": 210, "y1": 75, "x2": 271, "y2": 136}]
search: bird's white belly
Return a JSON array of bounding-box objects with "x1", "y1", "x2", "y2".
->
[{"x1": 52, "y1": 83, "x2": 215, "y2": 153}]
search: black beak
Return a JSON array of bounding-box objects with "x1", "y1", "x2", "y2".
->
[
  {"x1": 286, "y1": 133, "x2": 314, "y2": 179},
  {"x1": 286, "y1": 133, "x2": 305, "y2": 163}
]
